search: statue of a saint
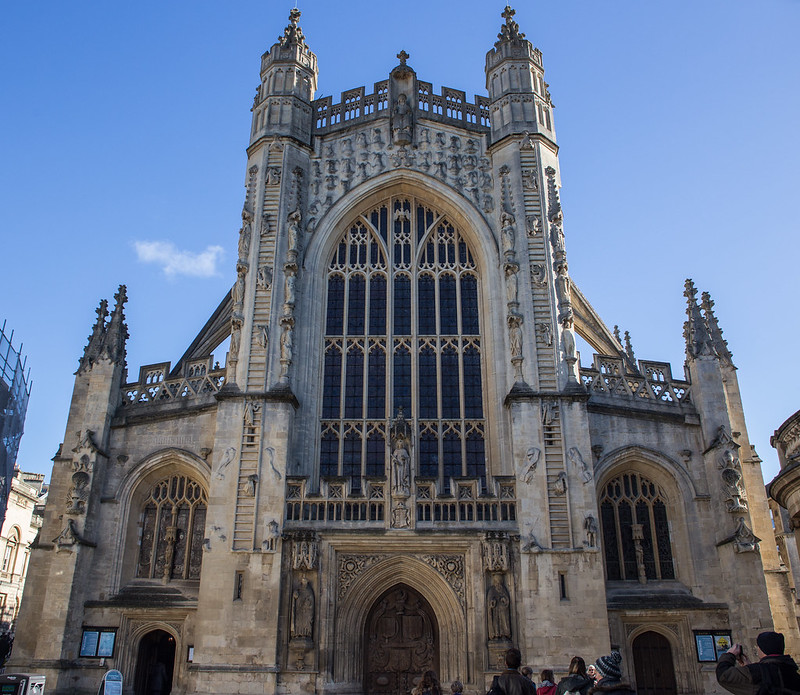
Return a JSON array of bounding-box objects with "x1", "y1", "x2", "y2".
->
[
  {"x1": 392, "y1": 94, "x2": 413, "y2": 146},
  {"x1": 291, "y1": 576, "x2": 315, "y2": 640},
  {"x1": 487, "y1": 573, "x2": 512, "y2": 640},
  {"x1": 392, "y1": 446, "x2": 411, "y2": 497}
]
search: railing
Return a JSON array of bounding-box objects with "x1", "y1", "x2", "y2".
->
[
  {"x1": 580, "y1": 355, "x2": 691, "y2": 406},
  {"x1": 284, "y1": 476, "x2": 516, "y2": 526},
  {"x1": 120, "y1": 357, "x2": 226, "y2": 408},
  {"x1": 313, "y1": 80, "x2": 490, "y2": 134}
]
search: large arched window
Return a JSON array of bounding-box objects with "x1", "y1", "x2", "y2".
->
[
  {"x1": 321, "y1": 197, "x2": 486, "y2": 491},
  {"x1": 136, "y1": 474, "x2": 207, "y2": 581},
  {"x1": 600, "y1": 472, "x2": 675, "y2": 581}
]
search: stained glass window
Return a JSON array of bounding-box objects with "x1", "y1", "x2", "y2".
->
[
  {"x1": 599, "y1": 472, "x2": 675, "y2": 581},
  {"x1": 321, "y1": 197, "x2": 485, "y2": 490}
]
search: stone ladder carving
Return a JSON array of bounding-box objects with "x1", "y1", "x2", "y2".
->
[
  {"x1": 232, "y1": 399, "x2": 263, "y2": 550},
  {"x1": 247, "y1": 145, "x2": 282, "y2": 391},
  {"x1": 519, "y1": 142, "x2": 571, "y2": 549}
]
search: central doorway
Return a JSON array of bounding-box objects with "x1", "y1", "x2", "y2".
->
[
  {"x1": 632, "y1": 630, "x2": 677, "y2": 695},
  {"x1": 134, "y1": 629, "x2": 176, "y2": 695},
  {"x1": 364, "y1": 584, "x2": 439, "y2": 695}
]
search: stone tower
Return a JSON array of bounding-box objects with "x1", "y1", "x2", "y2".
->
[{"x1": 11, "y1": 8, "x2": 798, "y2": 695}]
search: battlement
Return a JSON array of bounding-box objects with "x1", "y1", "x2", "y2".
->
[
  {"x1": 312, "y1": 80, "x2": 491, "y2": 135},
  {"x1": 580, "y1": 354, "x2": 692, "y2": 407}
]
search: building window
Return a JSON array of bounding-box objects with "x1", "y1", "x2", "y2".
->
[
  {"x1": 2, "y1": 530, "x2": 19, "y2": 574},
  {"x1": 321, "y1": 197, "x2": 486, "y2": 490},
  {"x1": 600, "y1": 472, "x2": 675, "y2": 581},
  {"x1": 136, "y1": 475, "x2": 207, "y2": 581}
]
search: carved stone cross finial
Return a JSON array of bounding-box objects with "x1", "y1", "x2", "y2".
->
[
  {"x1": 501, "y1": 5, "x2": 515, "y2": 22},
  {"x1": 397, "y1": 50, "x2": 409, "y2": 65},
  {"x1": 497, "y1": 5, "x2": 525, "y2": 43},
  {"x1": 289, "y1": 8, "x2": 301, "y2": 25}
]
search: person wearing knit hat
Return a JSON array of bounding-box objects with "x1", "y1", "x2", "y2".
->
[
  {"x1": 586, "y1": 651, "x2": 634, "y2": 695},
  {"x1": 717, "y1": 631, "x2": 800, "y2": 695}
]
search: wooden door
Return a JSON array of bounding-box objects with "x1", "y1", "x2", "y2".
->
[
  {"x1": 364, "y1": 585, "x2": 439, "y2": 695},
  {"x1": 633, "y1": 631, "x2": 677, "y2": 695}
]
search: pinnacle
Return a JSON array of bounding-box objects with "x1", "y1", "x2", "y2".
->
[{"x1": 496, "y1": 5, "x2": 526, "y2": 47}]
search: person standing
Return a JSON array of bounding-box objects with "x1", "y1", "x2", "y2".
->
[
  {"x1": 494, "y1": 648, "x2": 537, "y2": 695},
  {"x1": 413, "y1": 670, "x2": 443, "y2": 695},
  {"x1": 538, "y1": 669, "x2": 557, "y2": 695},
  {"x1": 587, "y1": 652, "x2": 634, "y2": 695},
  {"x1": 716, "y1": 631, "x2": 800, "y2": 695},
  {"x1": 557, "y1": 656, "x2": 593, "y2": 695}
]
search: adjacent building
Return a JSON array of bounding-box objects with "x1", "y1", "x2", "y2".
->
[
  {"x1": 0, "y1": 322, "x2": 32, "y2": 529},
  {"x1": 0, "y1": 469, "x2": 46, "y2": 630},
  {"x1": 11, "y1": 8, "x2": 798, "y2": 695}
]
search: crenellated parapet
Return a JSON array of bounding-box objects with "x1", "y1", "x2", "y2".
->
[{"x1": 312, "y1": 80, "x2": 490, "y2": 136}]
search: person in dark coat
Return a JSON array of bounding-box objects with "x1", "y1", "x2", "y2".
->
[
  {"x1": 557, "y1": 656, "x2": 593, "y2": 695},
  {"x1": 717, "y1": 631, "x2": 800, "y2": 695},
  {"x1": 587, "y1": 651, "x2": 634, "y2": 695},
  {"x1": 495, "y1": 648, "x2": 537, "y2": 695}
]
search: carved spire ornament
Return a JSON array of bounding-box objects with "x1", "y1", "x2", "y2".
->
[
  {"x1": 279, "y1": 8, "x2": 307, "y2": 49},
  {"x1": 683, "y1": 279, "x2": 715, "y2": 360},
  {"x1": 496, "y1": 5, "x2": 526, "y2": 46},
  {"x1": 77, "y1": 299, "x2": 108, "y2": 374},
  {"x1": 701, "y1": 291, "x2": 734, "y2": 366}
]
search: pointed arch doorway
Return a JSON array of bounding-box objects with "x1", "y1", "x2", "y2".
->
[
  {"x1": 632, "y1": 631, "x2": 677, "y2": 695},
  {"x1": 133, "y1": 629, "x2": 175, "y2": 695},
  {"x1": 364, "y1": 584, "x2": 439, "y2": 695}
]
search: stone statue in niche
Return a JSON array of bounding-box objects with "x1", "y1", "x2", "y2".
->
[
  {"x1": 284, "y1": 273, "x2": 297, "y2": 309},
  {"x1": 487, "y1": 573, "x2": 512, "y2": 641},
  {"x1": 507, "y1": 314, "x2": 523, "y2": 358},
  {"x1": 238, "y1": 222, "x2": 251, "y2": 262},
  {"x1": 291, "y1": 575, "x2": 315, "y2": 640},
  {"x1": 231, "y1": 269, "x2": 246, "y2": 307},
  {"x1": 504, "y1": 264, "x2": 519, "y2": 307},
  {"x1": 390, "y1": 408, "x2": 413, "y2": 498},
  {"x1": 584, "y1": 515, "x2": 598, "y2": 548},
  {"x1": 500, "y1": 212, "x2": 516, "y2": 259},
  {"x1": 280, "y1": 323, "x2": 293, "y2": 363},
  {"x1": 391, "y1": 93, "x2": 413, "y2": 146},
  {"x1": 392, "y1": 447, "x2": 411, "y2": 498},
  {"x1": 287, "y1": 210, "x2": 302, "y2": 260},
  {"x1": 245, "y1": 474, "x2": 258, "y2": 497}
]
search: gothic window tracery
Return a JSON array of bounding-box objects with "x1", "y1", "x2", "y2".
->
[
  {"x1": 136, "y1": 474, "x2": 207, "y2": 582},
  {"x1": 321, "y1": 197, "x2": 486, "y2": 491},
  {"x1": 599, "y1": 471, "x2": 675, "y2": 581}
]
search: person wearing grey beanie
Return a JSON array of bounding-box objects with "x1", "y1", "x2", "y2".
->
[{"x1": 587, "y1": 651, "x2": 634, "y2": 695}]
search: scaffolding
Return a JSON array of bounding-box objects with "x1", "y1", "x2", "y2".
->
[{"x1": 0, "y1": 321, "x2": 31, "y2": 526}]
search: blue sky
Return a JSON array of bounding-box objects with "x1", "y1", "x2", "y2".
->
[{"x1": 2, "y1": 1, "x2": 798, "y2": 483}]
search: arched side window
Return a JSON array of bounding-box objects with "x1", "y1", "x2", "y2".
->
[
  {"x1": 600, "y1": 472, "x2": 675, "y2": 581},
  {"x1": 2, "y1": 529, "x2": 19, "y2": 574},
  {"x1": 321, "y1": 197, "x2": 486, "y2": 492},
  {"x1": 136, "y1": 475, "x2": 207, "y2": 581}
]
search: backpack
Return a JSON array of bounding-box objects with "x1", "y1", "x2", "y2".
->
[{"x1": 757, "y1": 664, "x2": 800, "y2": 695}]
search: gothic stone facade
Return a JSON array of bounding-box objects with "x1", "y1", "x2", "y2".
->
[{"x1": 12, "y1": 9, "x2": 799, "y2": 695}]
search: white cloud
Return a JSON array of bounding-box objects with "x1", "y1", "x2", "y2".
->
[{"x1": 134, "y1": 240, "x2": 224, "y2": 278}]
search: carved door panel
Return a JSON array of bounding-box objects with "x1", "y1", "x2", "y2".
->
[
  {"x1": 632, "y1": 631, "x2": 677, "y2": 695},
  {"x1": 364, "y1": 585, "x2": 439, "y2": 695}
]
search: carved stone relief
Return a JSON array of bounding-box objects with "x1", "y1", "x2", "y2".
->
[
  {"x1": 292, "y1": 534, "x2": 318, "y2": 570},
  {"x1": 214, "y1": 447, "x2": 237, "y2": 481},
  {"x1": 517, "y1": 447, "x2": 540, "y2": 484},
  {"x1": 567, "y1": 447, "x2": 593, "y2": 484},
  {"x1": 290, "y1": 575, "x2": 315, "y2": 641},
  {"x1": 307, "y1": 126, "x2": 494, "y2": 228},
  {"x1": 583, "y1": 515, "x2": 598, "y2": 548},
  {"x1": 482, "y1": 535, "x2": 509, "y2": 572},
  {"x1": 486, "y1": 573, "x2": 512, "y2": 641}
]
